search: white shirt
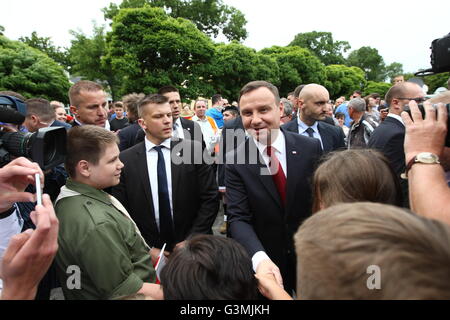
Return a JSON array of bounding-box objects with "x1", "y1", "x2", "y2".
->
[
  {"x1": 191, "y1": 115, "x2": 219, "y2": 153},
  {"x1": 144, "y1": 137, "x2": 173, "y2": 230},
  {"x1": 387, "y1": 113, "x2": 405, "y2": 126},
  {"x1": 0, "y1": 206, "x2": 23, "y2": 291},
  {"x1": 173, "y1": 118, "x2": 185, "y2": 139},
  {"x1": 250, "y1": 130, "x2": 287, "y2": 271},
  {"x1": 297, "y1": 117, "x2": 324, "y2": 150}
]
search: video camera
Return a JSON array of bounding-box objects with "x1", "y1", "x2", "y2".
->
[
  {"x1": 409, "y1": 33, "x2": 450, "y2": 147},
  {"x1": 0, "y1": 95, "x2": 67, "y2": 170}
]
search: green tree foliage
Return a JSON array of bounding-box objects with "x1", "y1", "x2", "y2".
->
[
  {"x1": 207, "y1": 42, "x2": 280, "y2": 100},
  {"x1": 423, "y1": 72, "x2": 450, "y2": 94},
  {"x1": 0, "y1": 25, "x2": 4, "y2": 36},
  {"x1": 347, "y1": 46, "x2": 386, "y2": 82},
  {"x1": 107, "y1": 7, "x2": 215, "y2": 99},
  {"x1": 384, "y1": 62, "x2": 404, "y2": 83},
  {"x1": 260, "y1": 46, "x2": 326, "y2": 97},
  {"x1": 324, "y1": 64, "x2": 366, "y2": 99},
  {"x1": 0, "y1": 36, "x2": 70, "y2": 102},
  {"x1": 363, "y1": 81, "x2": 392, "y2": 98},
  {"x1": 103, "y1": 0, "x2": 248, "y2": 41},
  {"x1": 68, "y1": 24, "x2": 120, "y2": 100},
  {"x1": 289, "y1": 31, "x2": 350, "y2": 65},
  {"x1": 18, "y1": 31, "x2": 70, "y2": 70}
]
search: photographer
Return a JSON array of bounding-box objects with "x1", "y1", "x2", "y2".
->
[{"x1": 401, "y1": 98, "x2": 449, "y2": 224}]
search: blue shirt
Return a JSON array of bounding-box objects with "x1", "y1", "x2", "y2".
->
[
  {"x1": 335, "y1": 103, "x2": 351, "y2": 127},
  {"x1": 205, "y1": 108, "x2": 223, "y2": 129}
]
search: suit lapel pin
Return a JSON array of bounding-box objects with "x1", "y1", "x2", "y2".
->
[
  {"x1": 187, "y1": 128, "x2": 191, "y2": 131},
  {"x1": 292, "y1": 151, "x2": 297, "y2": 154},
  {"x1": 176, "y1": 152, "x2": 181, "y2": 157}
]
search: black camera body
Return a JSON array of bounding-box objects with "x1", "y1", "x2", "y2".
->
[
  {"x1": 430, "y1": 33, "x2": 450, "y2": 74},
  {"x1": 403, "y1": 103, "x2": 450, "y2": 147},
  {"x1": 0, "y1": 95, "x2": 67, "y2": 170}
]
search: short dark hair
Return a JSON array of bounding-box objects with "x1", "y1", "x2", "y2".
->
[
  {"x1": 335, "y1": 112, "x2": 345, "y2": 119},
  {"x1": 211, "y1": 94, "x2": 222, "y2": 105},
  {"x1": 25, "y1": 98, "x2": 56, "y2": 122},
  {"x1": 122, "y1": 93, "x2": 145, "y2": 120},
  {"x1": 239, "y1": 81, "x2": 280, "y2": 104},
  {"x1": 138, "y1": 94, "x2": 169, "y2": 117},
  {"x1": 69, "y1": 80, "x2": 103, "y2": 107},
  {"x1": 293, "y1": 84, "x2": 305, "y2": 98},
  {"x1": 158, "y1": 85, "x2": 179, "y2": 95},
  {"x1": 222, "y1": 105, "x2": 239, "y2": 117},
  {"x1": 160, "y1": 234, "x2": 258, "y2": 300},
  {"x1": 65, "y1": 125, "x2": 119, "y2": 178}
]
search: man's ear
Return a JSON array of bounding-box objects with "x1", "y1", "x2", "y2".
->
[
  {"x1": 70, "y1": 105, "x2": 78, "y2": 116},
  {"x1": 76, "y1": 160, "x2": 91, "y2": 178},
  {"x1": 138, "y1": 118, "x2": 146, "y2": 130}
]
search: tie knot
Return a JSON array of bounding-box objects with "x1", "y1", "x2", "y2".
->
[
  {"x1": 154, "y1": 145, "x2": 164, "y2": 153},
  {"x1": 305, "y1": 127, "x2": 315, "y2": 137}
]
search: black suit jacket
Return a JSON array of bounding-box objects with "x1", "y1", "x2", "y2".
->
[
  {"x1": 225, "y1": 129, "x2": 322, "y2": 293},
  {"x1": 217, "y1": 116, "x2": 245, "y2": 187},
  {"x1": 118, "y1": 122, "x2": 141, "y2": 151},
  {"x1": 368, "y1": 116, "x2": 407, "y2": 206},
  {"x1": 135, "y1": 117, "x2": 205, "y2": 150},
  {"x1": 282, "y1": 117, "x2": 346, "y2": 153},
  {"x1": 112, "y1": 139, "x2": 219, "y2": 249}
]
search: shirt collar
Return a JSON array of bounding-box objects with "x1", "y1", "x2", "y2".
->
[
  {"x1": 174, "y1": 117, "x2": 182, "y2": 127},
  {"x1": 297, "y1": 116, "x2": 319, "y2": 133},
  {"x1": 65, "y1": 178, "x2": 112, "y2": 205},
  {"x1": 144, "y1": 136, "x2": 171, "y2": 152},
  {"x1": 192, "y1": 115, "x2": 207, "y2": 122},
  {"x1": 253, "y1": 129, "x2": 286, "y2": 155},
  {"x1": 387, "y1": 113, "x2": 404, "y2": 125}
]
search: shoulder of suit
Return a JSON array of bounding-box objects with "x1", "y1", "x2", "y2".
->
[{"x1": 120, "y1": 141, "x2": 145, "y2": 157}]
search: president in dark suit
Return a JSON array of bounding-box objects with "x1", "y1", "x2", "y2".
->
[
  {"x1": 225, "y1": 81, "x2": 322, "y2": 294},
  {"x1": 282, "y1": 84, "x2": 345, "y2": 153},
  {"x1": 112, "y1": 94, "x2": 219, "y2": 262},
  {"x1": 368, "y1": 82, "x2": 425, "y2": 207}
]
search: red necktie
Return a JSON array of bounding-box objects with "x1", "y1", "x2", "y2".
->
[{"x1": 266, "y1": 146, "x2": 287, "y2": 206}]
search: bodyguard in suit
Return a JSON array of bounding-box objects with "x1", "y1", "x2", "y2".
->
[
  {"x1": 112, "y1": 94, "x2": 219, "y2": 263},
  {"x1": 226, "y1": 81, "x2": 322, "y2": 294},
  {"x1": 368, "y1": 82, "x2": 425, "y2": 207},
  {"x1": 282, "y1": 84, "x2": 345, "y2": 153},
  {"x1": 135, "y1": 86, "x2": 205, "y2": 149}
]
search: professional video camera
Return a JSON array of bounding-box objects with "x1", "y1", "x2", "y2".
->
[
  {"x1": 0, "y1": 95, "x2": 67, "y2": 170},
  {"x1": 408, "y1": 33, "x2": 450, "y2": 147}
]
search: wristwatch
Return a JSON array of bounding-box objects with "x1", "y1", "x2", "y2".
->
[{"x1": 401, "y1": 152, "x2": 440, "y2": 179}]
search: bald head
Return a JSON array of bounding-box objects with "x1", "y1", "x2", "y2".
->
[
  {"x1": 298, "y1": 84, "x2": 330, "y2": 126},
  {"x1": 385, "y1": 82, "x2": 424, "y2": 115}
]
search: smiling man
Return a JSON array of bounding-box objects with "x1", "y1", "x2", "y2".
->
[
  {"x1": 282, "y1": 84, "x2": 345, "y2": 153},
  {"x1": 225, "y1": 81, "x2": 322, "y2": 295},
  {"x1": 68, "y1": 80, "x2": 107, "y2": 128},
  {"x1": 54, "y1": 125, "x2": 161, "y2": 300}
]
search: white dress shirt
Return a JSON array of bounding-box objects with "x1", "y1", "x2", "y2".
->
[
  {"x1": 387, "y1": 113, "x2": 405, "y2": 126},
  {"x1": 173, "y1": 118, "x2": 185, "y2": 139},
  {"x1": 297, "y1": 117, "x2": 324, "y2": 150},
  {"x1": 144, "y1": 137, "x2": 173, "y2": 230},
  {"x1": 250, "y1": 130, "x2": 287, "y2": 271}
]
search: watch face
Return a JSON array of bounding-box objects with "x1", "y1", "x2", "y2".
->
[{"x1": 417, "y1": 152, "x2": 439, "y2": 164}]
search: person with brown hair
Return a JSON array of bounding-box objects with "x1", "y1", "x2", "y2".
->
[
  {"x1": 117, "y1": 93, "x2": 145, "y2": 151},
  {"x1": 68, "y1": 80, "x2": 107, "y2": 127},
  {"x1": 295, "y1": 202, "x2": 450, "y2": 299},
  {"x1": 54, "y1": 125, "x2": 161, "y2": 300},
  {"x1": 312, "y1": 149, "x2": 402, "y2": 213}
]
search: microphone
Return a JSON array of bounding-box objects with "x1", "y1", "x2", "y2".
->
[{"x1": 0, "y1": 106, "x2": 25, "y2": 124}]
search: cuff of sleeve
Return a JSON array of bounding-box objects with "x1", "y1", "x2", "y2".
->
[
  {"x1": 218, "y1": 186, "x2": 226, "y2": 191},
  {"x1": 108, "y1": 273, "x2": 144, "y2": 300},
  {"x1": 252, "y1": 251, "x2": 270, "y2": 272}
]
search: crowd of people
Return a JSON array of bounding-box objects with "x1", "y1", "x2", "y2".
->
[{"x1": 0, "y1": 74, "x2": 449, "y2": 300}]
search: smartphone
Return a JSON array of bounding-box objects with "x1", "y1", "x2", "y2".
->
[{"x1": 35, "y1": 173, "x2": 42, "y2": 206}]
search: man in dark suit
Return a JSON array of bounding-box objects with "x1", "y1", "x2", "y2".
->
[
  {"x1": 117, "y1": 93, "x2": 145, "y2": 151},
  {"x1": 226, "y1": 81, "x2": 322, "y2": 294},
  {"x1": 135, "y1": 86, "x2": 205, "y2": 149},
  {"x1": 282, "y1": 84, "x2": 345, "y2": 153},
  {"x1": 368, "y1": 82, "x2": 425, "y2": 207},
  {"x1": 112, "y1": 94, "x2": 219, "y2": 263}
]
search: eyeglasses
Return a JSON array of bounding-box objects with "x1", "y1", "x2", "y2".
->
[{"x1": 397, "y1": 97, "x2": 427, "y2": 103}]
